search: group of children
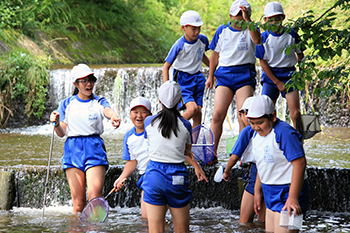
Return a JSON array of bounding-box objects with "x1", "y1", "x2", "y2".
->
[{"x1": 49, "y1": 0, "x2": 310, "y2": 232}]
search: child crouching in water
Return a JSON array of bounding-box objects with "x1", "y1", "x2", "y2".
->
[{"x1": 247, "y1": 95, "x2": 309, "y2": 233}]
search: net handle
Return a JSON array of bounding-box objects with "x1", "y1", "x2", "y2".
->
[{"x1": 202, "y1": 89, "x2": 210, "y2": 124}]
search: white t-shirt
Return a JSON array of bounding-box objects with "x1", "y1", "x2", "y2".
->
[
  {"x1": 209, "y1": 22, "x2": 258, "y2": 67},
  {"x1": 165, "y1": 34, "x2": 209, "y2": 74},
  {"x1": 122, "y1": 127, "x2": 149, "y2": 175},
  {"x1": 57, "y1": 95, "x2": 110, "y2": 137},
  {"x1": 144, "y1": 114, "x2": 192, "y2": 163}
]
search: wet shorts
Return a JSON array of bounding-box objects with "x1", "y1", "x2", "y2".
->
[
  {"x1": 261, "y1": 67, "x2": 296, "y2": 100},
  {"x1": 62, "y1": 135, "x2": 109, "y2": 172},
  {"x1": 175, "y1": 70, "x2": 206, "y2": 107},
  {"x1": 262, "y1": 179, "x2": 310, "y2": 215},
  {"x1": 142, "y1": 160, "x2": 192, "y2": 208},
  {"x1": 243, "y1": 163, "x2": 257, "y2": 195},
  {"x1": 214, "y1": 64, "x2": 256, "y2": 94}
]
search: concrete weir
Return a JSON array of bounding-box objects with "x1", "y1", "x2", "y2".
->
[{"x1": 0, "y1": 165, "x2": 349, "y2": 213}]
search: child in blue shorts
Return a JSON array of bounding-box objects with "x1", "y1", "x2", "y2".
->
[
  {"x1": 163, "y1": 10, "x2": 210, "y2": 129},
  {"x1": 142, "y1": 81, "x2": 208, "y2": 233},
  {"x1": 206, "y1": 0, "x2": 262, "y2": 162},
  {"x1": 50, "y1": 63, "x2": 120, "y2": 213},
  {"x1": 255, "y1": 2, "x2": 305, "y2": 129},
  {"x1": 223, "y1": 96, "x2": 266, "y2": 225},
  {"x1": 113, "y1": 96, "x2": 152, "y2": 219},
  {"x1": 247, "y1": 95, "x2": 310, "y2": 233}
]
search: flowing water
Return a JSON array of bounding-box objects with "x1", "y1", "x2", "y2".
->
[{"x1": 1, "y1": 66, "x2": 350, "y2": 232}]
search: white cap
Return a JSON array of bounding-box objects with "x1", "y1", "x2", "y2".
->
[
  {"x1": 130, "y1": 96, "x2": 152, "y2": 112},
  {"x1": 71, "y1": 64, "x2": 94, "y2": 83},
  {"x1": 246, "y1": 95, "x2": 275, "y2": 118},
  {"x1": 239, "y1": 96, "x2": 255, "y2": 112},
  {"x1": 180, "y1": 10, "x2": 204, "y2": 27},
  {"x1": 158, "y1": 81, "x2": 182, "y2": 109},
  {"x1": 230, "y1": 0, "x2": 251, "y2": 17},
  {"x1": 264, "y1": 2, "x2": 284, "y2": 18}
]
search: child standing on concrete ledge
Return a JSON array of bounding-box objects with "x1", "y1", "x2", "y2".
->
[
  {"x1": 163, "y1": 10, "x2": 210, "y2": 129},
  {"x1": 206, "y1": 0, "x2": 261, "y2": 164}
]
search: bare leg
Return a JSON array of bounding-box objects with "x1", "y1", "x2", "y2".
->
[
  {"x1": 65, "y1": 168, "x2": 86, "y2": 213},
  {"x1": 239, "y1": 191, "x2": 255, "y2": 223},
  {"x1": 210, "y1": 86, "x2": 234, "y2": 155},
  {"x1": 169, "y1": 204, "x2": 190, "y2": 233},
  {"x1": 145, "y1": 203, "x2": 167, "y2": 233},
  {"x1": 181, "y1": 101, "x2": 202, "y2": 128},
  {"x1": 285, "y1": 90, "x2": 300, "y2": 128},
  {"x1": 235, "y1": 86, "x2": 254, "y2": 133},
  {"x1": 86, "y1": 165, "x2": 106, "y2": 200},
  {"x1": 140, "y1": 191, "x2": 147, "y2": 219}
]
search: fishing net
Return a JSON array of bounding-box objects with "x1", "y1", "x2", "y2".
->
[
  {"x1": 80, "y1": 197, "x2": 109, "y2": 223},
  {"x1": 191, "y1": 124, "x2": 215, "y2": 165}
]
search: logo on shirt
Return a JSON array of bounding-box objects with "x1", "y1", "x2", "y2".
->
[
  {"x1": 263, "y1": 145, "x2": 274, "y2": 163},
  {"x1": 197, "y1": 47, "x2": 204, "y2": 61},
  {"x1": 89, "y1": 112, "x2": 98, "y2": 121}
]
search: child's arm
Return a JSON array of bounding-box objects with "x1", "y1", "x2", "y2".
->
[
  {"x1": 296, "y1": 52, "x2": 304, "y2": 64},
  {"x1": 113, "y1": 160, "x2": 138, "y2": 191},
  {"x1": 185, "y1": 144, "x2": 208, "y2": 182},
  {"x1": 103, "y1": 107, "x2": 121, "y2": 129},
  {"x1": 240, "y1": 6, "x2": 261, "y2": 45},
  {"x1": 260, "y1": 59, "x2": 287, "y2": 93},
  {"x1": 202, "y1": 53, "x2": 210, "y2": 67},
  {"x1": 254, "y1": 173, "x2": 263, "y2": 216},
  {"x1": 282, "y1": 156, "x2": 306, "y2": 216},
  {"x1": 50, "y1": 111, "x2": 66, "y2": 137},
  {"x1": 206, "y1": 51, "x2": 219, "y2": 89},
  {"x1": 223, "y1": 154, "x2": 240, "y2": 181},
  {"x1": 162, "y1": 61, "x2": 172, "y2": 82}
]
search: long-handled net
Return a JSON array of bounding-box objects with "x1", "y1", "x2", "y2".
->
[
  {"x1": 191, "y1": 89, "x2": 214, "y2": 165},
  {"x1": 79, "y1": 197, "x2": 109, "y2": 223}
]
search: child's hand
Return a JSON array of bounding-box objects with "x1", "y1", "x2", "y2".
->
[
  {"x1": 50, "y1": 111, "x2": 60, "y2": 126},
  {"x1": 282, "y1": 196, "x2": 302, "y2": 216},
  {"x1": 222, "y1": 169, "x2": 231, "y2": 182},
  {"x1": 113, "y1": 178, "x2": 127, "y2": 192},
  {"x1": 240, "y1": 6, "x2": 251, "y2": 22},
  {"x1": 195, "y1": 167, "x2": 208, "y2": 182},
  {"x1": 276, "y1": 81, "x2": 287, "y2": 93},
  {"x1": 254, "y1": 192, "x2": 263, "y2": 216},
  {"x1": 111, "y1": 115, "x2": 121, "y2": 129}
]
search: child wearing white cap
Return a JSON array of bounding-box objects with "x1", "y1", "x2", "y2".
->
[
  {"x1": 50, "y1": 63, "x2": 120, "y2": 213},
  {"x1": 247, "y1": 95, "x2": 309, "y2": 233},
  {"x1": 255, "y1": 1, "x2": 305, "y2": 130},
  {"x1": 113, "y1": 96, "x2": 152, "y2": 219},
  {"x1": 206, "y1": 0, "x2": 262, "y2": 164},
  {"x1": 222, "y1": 96, "x2": 266, "y2": 224},
  {"x1": 141, "y1": 81, "x2": 208, "y2": 232},
  {"x1": 163, "y1": 10, "x2": 210, "y2": 129}
]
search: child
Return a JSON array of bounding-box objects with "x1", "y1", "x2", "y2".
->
[
  {"x1": 141, "y1": 81, "x2": 208, "y2": 233},
  {"x1": 247, "y1": 95, "x2": 309, "y2": 233},
  {"x1": 223, "y1": 96, "x2": 266, "y2": 224},
  {"x1": 113, "y1": 96, "x2": 152, "y2": 219},
  {"x1": 50, "y1": 63, "x2": 120, "y2": 213},
  {"x1": 255, "y1": 1, "x2": 305, "y2": 129},
  {"x1": 163, "y1": 10, "x2": 210, "y2": 129},
  {"x1": 206, "y1": 0, "x2": 262, "y2": 163}
]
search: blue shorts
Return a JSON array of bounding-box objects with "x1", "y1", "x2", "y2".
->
[
  {"x1": 262, "y1": 179, "x2": 310, "y2": 215},
  {"x1": 214, "y1": 64, "x2": 256, "y2": 94},
  {"x1": 136, "y1": 174, "x2": 144, "y2": 189},
  {"x1": 175, "y1": 70, "x2": 206, "y2": 107},
  {"x1": 243, "y1": 163, "x2": 257, "y2": 195},
  {"x1": 261, "y1": 67, "x2": 296, "y2": 100},
  {"x1": 62, "y1": 135, "x2": 109, "y2": 172},
  {"x1": 141, "y1": 160, "x2": 192, "y2": 208}
]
